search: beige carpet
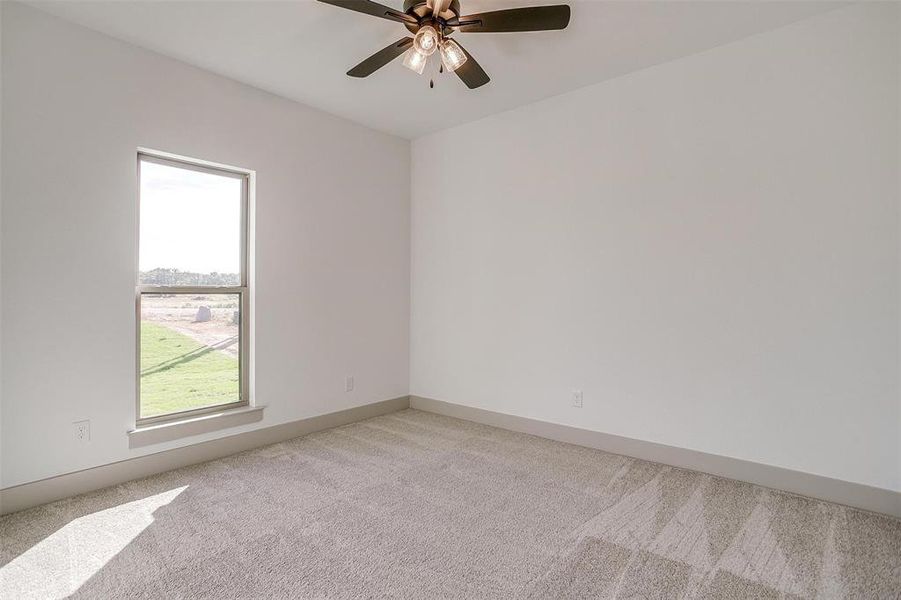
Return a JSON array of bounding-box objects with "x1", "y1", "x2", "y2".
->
[{"x1": 1, "y1": 409, "x2": 899, "y2": 599}]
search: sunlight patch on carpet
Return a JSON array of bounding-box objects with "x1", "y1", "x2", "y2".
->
[{"x1": 0, "y1": 486, "x2": 187, "y2": 600}]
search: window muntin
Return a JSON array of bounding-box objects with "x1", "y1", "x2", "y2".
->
[{"x1": 137, "y1": 153, "x2": 249, "y2": 424}]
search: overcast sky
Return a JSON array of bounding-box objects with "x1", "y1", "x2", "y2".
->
[{"x1": 139, "y1": 160, "x2": 241, "y2": 275}]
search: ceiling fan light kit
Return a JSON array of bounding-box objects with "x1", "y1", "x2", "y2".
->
[
  {"x1": 439, "y1": 38, "x2": 466, "y2": 72},
  {"x1": 317, "y1": 0, "x2": 571, "y2": 89},
  {"x1": 402, "y1": 45, "x2": 428, "y2": 74},
  {"x1": 413, "y1": 24, "x2": 440, "y2": 55}
]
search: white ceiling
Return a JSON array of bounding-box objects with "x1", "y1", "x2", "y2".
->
[{"x1": 29, "y1": 0, "x2": 842, "y2": 139}]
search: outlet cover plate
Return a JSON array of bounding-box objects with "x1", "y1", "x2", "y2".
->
[
  {"x1": 73, "y1": 420, "x2": 91, "y2": 444},
  {"x1": 572, "y1": 390, "x2": 583, "y2": 408}
]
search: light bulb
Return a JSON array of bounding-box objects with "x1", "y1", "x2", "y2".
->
[
  {"x1": 439, "y1": 39, "x2": 467, "y2": 72},
  {"x1": 413, "y1": 25, "x2": 439, "y2": 56},
  {"x1": 402, "y1": 48, "x2": 428, "y2": 75}
]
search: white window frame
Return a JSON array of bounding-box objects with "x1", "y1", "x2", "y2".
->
[{"x1": 135, "y1": 151, "x2": 251, "y2": 427}]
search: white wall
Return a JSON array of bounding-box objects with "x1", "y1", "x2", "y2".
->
[
  {"x1": 1, "y1": 2, "x2": 410, "y2": 488},
  {"x1": 0, "y1": 4, "x2": 4, "y2": 483},
  {"x1": 411, "y1": 4, "x2": 900, "y2": 492},
  {"x1": 3, "y1": 1, "x2": 898, "y2": 496}
]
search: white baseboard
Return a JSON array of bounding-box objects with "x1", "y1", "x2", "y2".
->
[
  {"x1": 0, "y1": 396, "x2": 411, "y2": 516},
  {"x1": 411, "y1": 396, "x2": 901, "y2": 519},
  {"x1": 6, "y1": 394, "x2": 897, "y2": 519}
]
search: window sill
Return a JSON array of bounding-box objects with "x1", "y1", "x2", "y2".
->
[{"x1": 128, "y1": 405, "x2": 265, "y2": 448}]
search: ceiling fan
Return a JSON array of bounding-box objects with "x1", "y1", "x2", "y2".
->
[{"x1": 316, "y1": 0, "x2": 571, "y2": 89}]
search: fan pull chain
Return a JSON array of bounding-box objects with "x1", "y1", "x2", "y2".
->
[{"x1": 430, "y1": 55, "x2": 443, "y2": 89}]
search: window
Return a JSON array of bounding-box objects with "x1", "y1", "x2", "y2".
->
[{"x1": 137, "y1": 152, "x2": 250, "y2": 425}]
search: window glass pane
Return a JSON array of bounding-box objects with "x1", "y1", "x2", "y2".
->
[
  {"x1": 139, "y1": 159, "x2": 242, "y2": 286},
  {"x1": 140, "y1": 293, "x2": 240, "y2": 418}
]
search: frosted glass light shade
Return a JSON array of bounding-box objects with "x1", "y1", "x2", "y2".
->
[
  {"x1": 439, "y1": 39, "x2": 467, "y2": 72},
  {"x1": 413, "y1": 25, "x2": 439, "y2": 56},
  {"x1": 402, "y1": 48, "x2": 428, "y2": 75}
]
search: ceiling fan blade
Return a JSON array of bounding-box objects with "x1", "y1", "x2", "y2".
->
[
  {"x1": 449, "y1": 5, "x2": 571, "y2": 33},
  {"x1": 452, "y1": 41, "x2": 490, "y2": 89},
  {"x1": 316, "y1": 0, "x2": 418, "y2": 25},
  {"x1": 347, "y1": 37, "x2": 414, "y2": 77}
]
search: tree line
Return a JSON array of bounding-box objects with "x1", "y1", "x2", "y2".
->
[{"x1": 140, "y1": 268, "x2": 239, "y2": 287}]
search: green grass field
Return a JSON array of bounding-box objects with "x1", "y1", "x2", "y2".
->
[{"x1": 140, "y1": 322, "x2": 239, "y2": 418}]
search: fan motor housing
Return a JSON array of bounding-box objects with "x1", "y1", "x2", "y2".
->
[{"x1": 403, "y1": 0, "x2": 461, "y2": 21}]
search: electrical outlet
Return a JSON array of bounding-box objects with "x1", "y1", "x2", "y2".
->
[
  {"x1": 73, "y1": 420, "x2": 91, "y2": 444},
  {"x1": 572, "y1": 390, "x2": 583, "y2": 408},
  {"x1": 345, "y1": 376, "x2": 355, "y2": 392}
]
